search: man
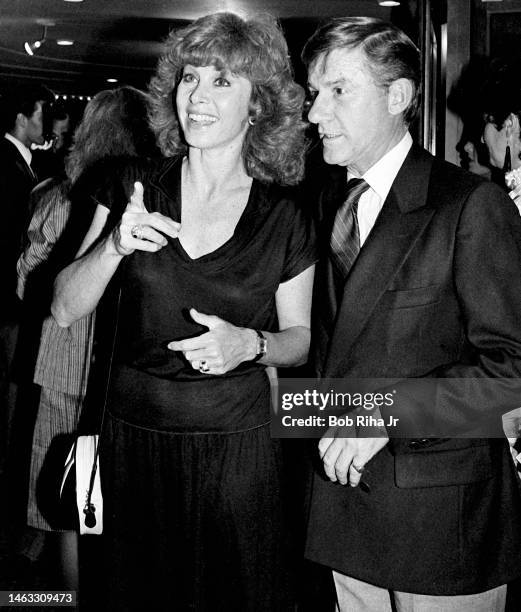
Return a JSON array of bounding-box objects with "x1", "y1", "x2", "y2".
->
[
  {"x1": 303, "y1": 17, "x2": 521, "y2": 611},
  {"x1": 0, "y1": 83, "x2": 54, "y2": 471}
]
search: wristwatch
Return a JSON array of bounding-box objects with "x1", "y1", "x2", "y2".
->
[{"x1": 252, "y1": 330, "x2": 267, "y2": 362}]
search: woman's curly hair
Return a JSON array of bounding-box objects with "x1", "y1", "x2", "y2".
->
[{"x1": 149, "y1": 12, "x2": 307, "y2": 185}]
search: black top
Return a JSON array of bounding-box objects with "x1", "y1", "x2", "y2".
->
[{"x1": 95, "y1": 156, "x2": 316, "y2": 432}]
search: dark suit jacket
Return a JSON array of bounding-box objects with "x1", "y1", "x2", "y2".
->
[
  {"x1": 0, "y1": 137, "x2": 37, "y2": 320},
  {"x1": 306, "y1": 144, "x2": 521, "y2": 594}
]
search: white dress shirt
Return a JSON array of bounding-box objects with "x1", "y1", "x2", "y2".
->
[
  {"x1": 4, "y1": 132, "x2": 33, "y2": 171},
  {"x1": 348, "y1": 132, "x2": 413, "y2": 246}
]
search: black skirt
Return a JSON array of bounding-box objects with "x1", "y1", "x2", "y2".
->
[{"x1": 99, "y1": 413, "x2": 295, "y2": 611}]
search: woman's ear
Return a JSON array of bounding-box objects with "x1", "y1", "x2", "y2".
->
[
  {"x1": 387, "y1": 78, "x2": 414, "y2": 116},
  {"x1": 248, "y1": 99, "x2": 261, "y2": 122}
]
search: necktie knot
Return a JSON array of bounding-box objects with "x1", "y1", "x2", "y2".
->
[{"x1": 343, "y1": 177, "x2": 369, "y2": 206}]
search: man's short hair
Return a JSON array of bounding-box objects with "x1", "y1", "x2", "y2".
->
[
  {"x1": 1, "y1": 83, "x2": 55, "y2": 133},
  {"x1": 302, "y1": 17, "x2": 421, "y2": 125}
]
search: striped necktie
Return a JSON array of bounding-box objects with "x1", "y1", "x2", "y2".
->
[{"x1": 330, "y1": 178, "x2": 370, "y2": 279}]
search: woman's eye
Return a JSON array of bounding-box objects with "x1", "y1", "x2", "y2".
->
[
  {"x1": 182, "y1": 73, "x2": 196, "y2": 84},
  {"x1": 334, "y1": 87, "x2": 346, "y2": 96},
  {"x1": 215, "y1": 77, "x2": 230, "y2": 87}
]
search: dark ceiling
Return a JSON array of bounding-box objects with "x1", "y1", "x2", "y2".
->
[{"x1": 0, "y1": 0, "x2": 396, "y2": 96}]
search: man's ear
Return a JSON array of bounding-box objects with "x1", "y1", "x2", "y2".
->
[
  {"x1": 15, "y1": 112, "x2": 27, "y2": 129},
  {"x1": 387, "y1": 78, "x2": 414, "y2": 116}
]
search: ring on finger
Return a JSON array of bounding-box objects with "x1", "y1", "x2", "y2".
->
[
  {"x1": 131, "y1": 224, "x2": 145, "y2": 240},
  {"x1": 199, "y1": 360, "x2": 210, "y2": 373},
  {"x1": 351, "y1": 463, "x2": 365, "y2": 474}
]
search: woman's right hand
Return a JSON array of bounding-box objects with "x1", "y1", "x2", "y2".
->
[{"x1": 112, "y1": 181, "x2": 181, "y2": 256}]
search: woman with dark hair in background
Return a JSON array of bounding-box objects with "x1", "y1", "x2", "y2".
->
[
  {"x1": 16, "y1": 86, "x2": 159, "y2": 589},
  {"x1": 51, "y1": 12, "x2": 315, "y2": 611},
  {"x1": 480, "y1": 59, "x2": 521, "y2": 210}
]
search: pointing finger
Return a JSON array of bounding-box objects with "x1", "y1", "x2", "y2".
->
[{"x1": 129, "y1": 181, "x2": 147, "y2": 212}]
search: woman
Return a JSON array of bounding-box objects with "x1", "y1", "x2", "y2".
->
[
  {"x1": 479, "y1": 63, "x2": 521, "y2": 460},
  {"x1": 51, "y1": 13, "x2": 315, "y2": 611},
  {"x1": 17, "y1": 86, "x2": 158, "y2": 588},
  {"x1": 480, "y1": 60, "x2": 521, "y2": 209}
]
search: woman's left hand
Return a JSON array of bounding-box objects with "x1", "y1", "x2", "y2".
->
[{"x1": 168, "y1": 308, "x2": 256, "y2": 375}]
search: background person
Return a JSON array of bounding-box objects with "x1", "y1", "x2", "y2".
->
[
  {"x1": 32, "y1": 101, "x2": 73, "y2": 182},
  {"x1": 480, "y1": 59, "x2": 521, "y2": 212},
  {"x1": 16, "y1": 86, "x2": 159, "y2": 589},
  {"x1": 0, "y1": 83, "x2": 54, "y2": 478},
  {"x1": 51, "y1": 12, "x2": 315, "y2": 611}
]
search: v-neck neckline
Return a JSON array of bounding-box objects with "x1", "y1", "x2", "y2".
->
[{"x1": 166, "y1": 157, "x2": 260, "y2": 266}]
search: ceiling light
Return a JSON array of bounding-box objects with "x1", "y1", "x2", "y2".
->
[
  {"x1": 24, "y1": 26, "x2": 47, "y2": 56},
  {"x1": 63, "y1": 0, "x2": 84, "y2": 3},
  {"x1": 57, "y1": 39, "x2": 74, "y2": 46},
  {"x1": 106, "y1": 78, "x2": 118, "y2": 83},
  {"x1": 378, "y1": 0, "x2": 401, "y2": 5}
]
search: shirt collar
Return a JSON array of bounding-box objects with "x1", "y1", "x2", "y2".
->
[
  {"x1": 4, "y1": 133, "x2": 32, "y2": 168},
  {"x1": 348, "y1": 132, "x2": 413, "y2": 201}
]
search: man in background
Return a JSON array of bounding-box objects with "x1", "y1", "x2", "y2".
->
[
  {"x1": 32, "y1": 101, "x2": 72, "y2": 182},
  {"x1": 0, "y1": 83, "x2": 54, "y2": 473}
]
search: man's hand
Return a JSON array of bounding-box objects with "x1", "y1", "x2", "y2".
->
[{"x1": 319, "y1": 425, "x2": 389, "y2": 487}]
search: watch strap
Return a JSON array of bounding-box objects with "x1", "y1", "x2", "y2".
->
[{"x1": 252, "y1": 329, "x2": 267, "y2": 362}]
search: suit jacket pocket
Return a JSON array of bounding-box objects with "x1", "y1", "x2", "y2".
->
[
  {"x1": 394, "y1": 443, "x2": 493, "y2": 488},
  {"x1": 385, "y1": 284, "x2": 440, "y2": 309}
]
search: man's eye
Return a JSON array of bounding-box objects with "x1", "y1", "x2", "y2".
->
[
  {"x1": 303, "y1": 91, "x2": 317, "y2": 112},
  {"x1": 215, "y1": 77, "x2": 230, "y2": 87},
  {"x1": 305, "y1": 90, "x2": 317, "y2": 104},
  {"x1": 334, "y1": 87, "x2": 346, "y2": 95}
]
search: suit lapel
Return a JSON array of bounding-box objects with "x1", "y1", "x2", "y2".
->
[
  {"x1": 322, "y1": 145, "x2": 435, "y2": 378},
  {"x1": 17, "y1": 155, "x2": 36, "y2": 183},
  {"x1": 5, "y1": 139, "x2": 37, "y2": 185}
]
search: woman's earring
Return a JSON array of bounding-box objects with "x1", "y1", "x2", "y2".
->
[
  {"x1": 504, "y1": 144, "x2": 512, "y2": 173},
  {"x1": 248, "y1": 116, "x2": 256, "y2": 126}
]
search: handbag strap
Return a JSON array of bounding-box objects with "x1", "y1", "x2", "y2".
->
[{"x1": 85, "y1": 284, "x2": 122, "y2": 512}]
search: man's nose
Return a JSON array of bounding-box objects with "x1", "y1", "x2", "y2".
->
[{"x1": 307, "y1": 94, "x2": 327, "y2": 125}]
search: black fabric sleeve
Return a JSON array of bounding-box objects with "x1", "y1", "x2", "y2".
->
[{"x1": 280, "y1": 201, "x2": 318, "y2": 283}]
